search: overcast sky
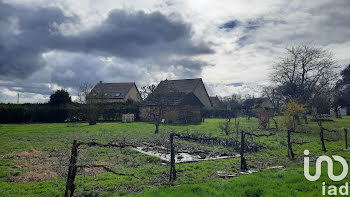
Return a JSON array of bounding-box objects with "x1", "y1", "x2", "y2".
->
[{"x1": 0, "y1": 0, "x2": 349, "y2": 103}]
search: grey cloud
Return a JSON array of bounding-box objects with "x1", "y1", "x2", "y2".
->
[
  {"x1": 65, "y1": 9, "x2": 214, "y2": 58},
  {"x1": 0, "y1": 2, "x2": 214, "y2": 81},
  {"x1": 306, "y1": 0, "x2": 350, "y2": 45},
  {"x1": 0, "y1": 80, "x2": 55, "y2": 95},
  {"x1": 238, "y1": 0, "x2": 350, "y2": 47},
  {"x1": 46, "y1": 52, "x2": 208, "y2": 89},
  {"x1": 0, "y1": 2, "x2": 75, "y2": 78},
  {"x1": 168, "y1": 58, "x2": 209, "y2": 79}
]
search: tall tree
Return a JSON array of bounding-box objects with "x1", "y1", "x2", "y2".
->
[
  {"x1": 272, "y1": 45, "x2": 337, "y2": 107},
  {"x1": 338, "y1": 64, "x2": 350, "y2": 107},
  {"x1": 49, "y1": 89, "x2": 72, "y2": 105}
]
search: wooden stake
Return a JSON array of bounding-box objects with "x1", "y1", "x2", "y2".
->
[
  {"x1": 169, "y1": 133, "x2": 176, "y2": 182},
  {"x1": 64, "y1": 140, "x2": 78, "y2": 197},
  {"x1": 345, "y1": 128, "x2": 348, "y2": 150}
]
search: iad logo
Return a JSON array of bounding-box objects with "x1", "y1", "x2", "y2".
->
[
  {"x1": 304, "y1": 150, "x2": 348, "y2": 181},
  {"x1": 304, "y1": 150, "x2": 349, "y2": 195}
]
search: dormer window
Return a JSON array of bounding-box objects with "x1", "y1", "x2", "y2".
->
[{"x1": 115, "y1": 92, "x2": 121, "y2": 97}]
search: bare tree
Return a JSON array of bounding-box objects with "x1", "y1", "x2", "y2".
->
[
  {"x1": 140, "y1": 84, "x2": 157, "y2": 100},
  {"x1": 142, "y1": 87, "x2": 168, "y2": 134},
  {"x1": 78, "y1": 82, "x2": 94, "y2": 104},
  {"x1": 272, "y1": 44, "x2": 337, "y2": 108},
  {"x1": 78, "y1": 82, "x2": 99, "y2": 125}
]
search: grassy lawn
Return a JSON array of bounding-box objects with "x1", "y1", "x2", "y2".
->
[{"x1": 0, "y1": 117, "x2": 349, "y2": 196}]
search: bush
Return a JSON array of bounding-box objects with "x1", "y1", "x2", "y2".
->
[{"x1": 282, "y1": 100, "x2": 305, "y2": 130}]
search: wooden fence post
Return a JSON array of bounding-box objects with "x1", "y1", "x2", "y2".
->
[
  {"x1": 64, "y1": 140, "x2": 78, "y2": 197},
  {"x1": 287, "y1": 129, "x2": 294, "y2": 159},
  {"x1": 345, "y1": 128, "x2": 348, "y2": 150},
  {"x1": 240, "y1": 130, "x2": 247, "y2": 171},
  {"x1": 169, "y1": 133, "x2": 176, "y2": 182},
  {"x1": 320, "y1": 127, "x2": 327, "y2": 153}
]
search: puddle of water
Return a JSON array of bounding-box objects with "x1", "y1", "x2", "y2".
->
[{"x1": 132, "y1": 146, "x2": 238, "y2": 163}]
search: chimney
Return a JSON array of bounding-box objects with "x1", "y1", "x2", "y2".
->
[{"x1": 99, "y1": 80, "x2": 102, "y2": 84}]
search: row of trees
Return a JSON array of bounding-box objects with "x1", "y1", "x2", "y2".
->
[{"x1": 217, "y1": 45, "x2": 349, "y2": 119}]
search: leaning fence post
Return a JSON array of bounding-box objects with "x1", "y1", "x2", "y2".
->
[
  {"x1": 64, "y1": 140, "x2": 78, "y2": 197},
  {"x1": 345, "y1": 128, "x2": 348, "y2": 150},
  {"x1": 169, "y1": 133, "x2": 176, "y2": 182}
]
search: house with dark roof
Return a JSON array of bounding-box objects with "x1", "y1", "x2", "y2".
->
[
  {"x1": 140, "y1": 78, "x2": 212, "y2": 124},
  {"x1": 87, "y1": 81, "x2": 142, "y2": 103},
  {"x1": 209, "y1": 96, "x2": 224, "y2": 109}
]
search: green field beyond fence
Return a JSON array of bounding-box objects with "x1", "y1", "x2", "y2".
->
[{"x1": 0, "y1": 117, "x2": 349, "y2": 196}]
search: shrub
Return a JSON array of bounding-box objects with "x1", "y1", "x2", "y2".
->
[{"x1": 282, "y1": 100, "x2": 305, "y2": 131}]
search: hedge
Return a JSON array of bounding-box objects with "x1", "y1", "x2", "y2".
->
[{"x1": 0, "y1": 102, "x2": 139, "y2": 123}]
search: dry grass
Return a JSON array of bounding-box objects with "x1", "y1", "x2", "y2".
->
[{"x1": 3, "y1": 149, "x2": 61, "y2": 183}]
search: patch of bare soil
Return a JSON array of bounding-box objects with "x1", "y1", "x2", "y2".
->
[{"x1": 3, "y1": 149, "x2": 63, "y2": 183}]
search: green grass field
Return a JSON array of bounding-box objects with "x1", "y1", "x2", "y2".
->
[{"x1": 0, "y1": 117, "x2": 349, "y2": 196}]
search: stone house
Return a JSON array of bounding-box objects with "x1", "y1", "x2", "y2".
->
[
  {"x1": 140, "y1": 78, "x2": 212, "y2": 124},
  {"x1": 87, "y1": 81, "x2": 142, "y2": 103}
]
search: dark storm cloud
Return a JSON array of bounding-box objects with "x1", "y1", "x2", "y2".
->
[
  {"x1": 0, "y1": 2, "x2": 75, "y2": 78},
  {"x1": 64, "y1": 9, "x2": 214, "y2": 58},
  {"x1": 0, "y1": 2, "x2": 214, "y2": 81},
  {"x1": 46, "y1": 52, "x2": 209, "y2": 88}
]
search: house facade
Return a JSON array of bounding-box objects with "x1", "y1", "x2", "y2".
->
[
  {"x1": 86, "y1": 81, "x2": 142, "y2": 103},
  {"x1": 139, "y1": 78, "x2": 212, "y2": 124}
]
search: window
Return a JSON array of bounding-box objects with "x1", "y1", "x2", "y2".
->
[{"x1": 115, "y1": 92, "x2": 121, "y2": 97}]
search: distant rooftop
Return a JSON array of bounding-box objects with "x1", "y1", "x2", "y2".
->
[{"x1": 87, "y1": 82, "x2": 135, "y2": 99}]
